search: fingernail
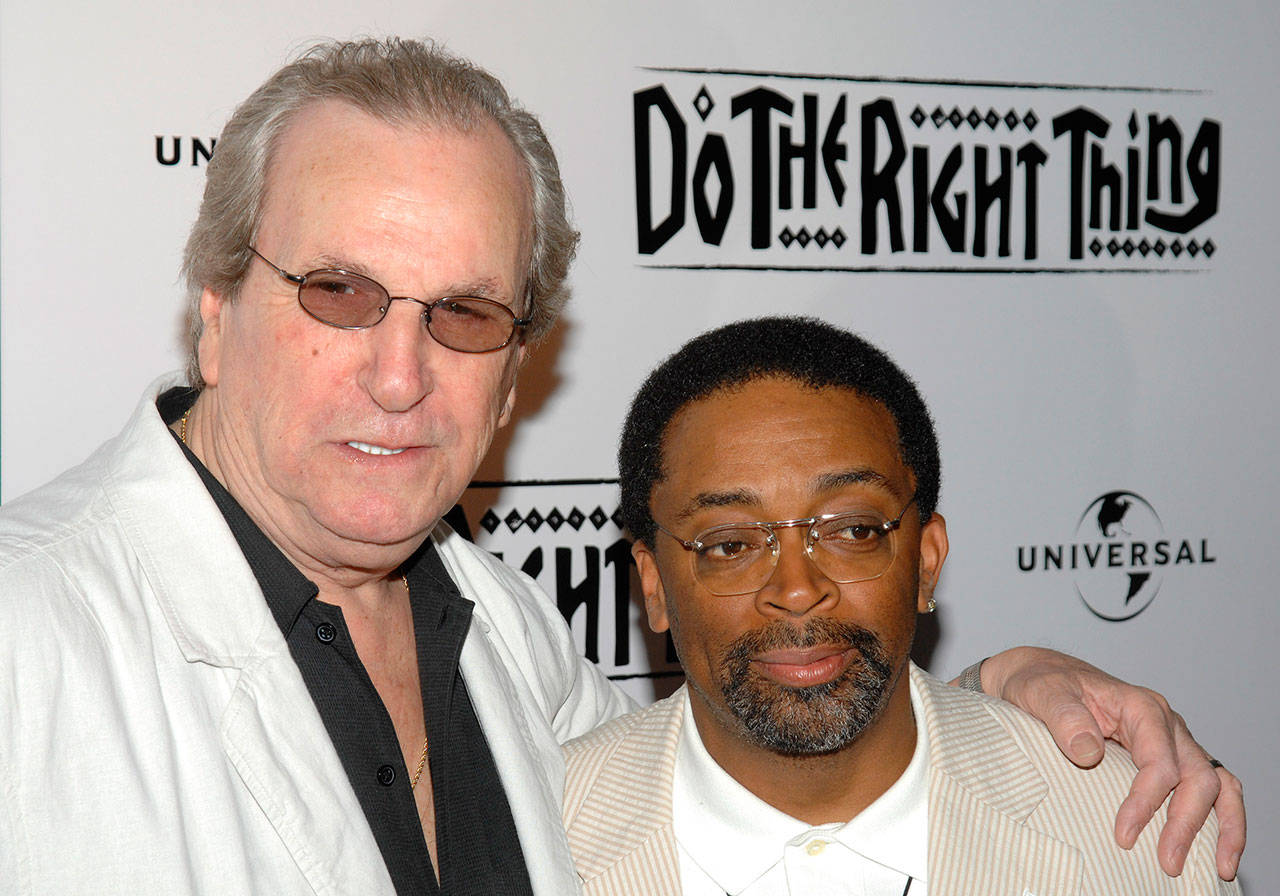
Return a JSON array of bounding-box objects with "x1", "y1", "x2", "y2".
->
[{"x1": 1069, "y1": 732, "x2": 1103, "y2": 762}]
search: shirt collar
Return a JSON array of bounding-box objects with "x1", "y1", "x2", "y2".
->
[
  {"x1": 672, "y1": 674, "x2": 930, "y2": 893},
  {"x1": 833, "y1": 676, "x2": 929, "y2": 882}
]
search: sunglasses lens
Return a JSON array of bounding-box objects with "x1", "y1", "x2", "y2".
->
[
  {"x1": 426, "y1": 298, "x2": 518, "y2": 353},
  {"x1": 299, "y1": 272, "x2": 387, "y2": 328}
]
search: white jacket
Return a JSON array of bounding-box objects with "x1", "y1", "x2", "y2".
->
[{"x1": 0, "y1": 375, "x2": 633, "y2": 895}]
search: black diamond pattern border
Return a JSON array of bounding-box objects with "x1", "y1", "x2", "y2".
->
[
  {"x1": 916, "y1": 105, "x2": 1038, "y2": 131},
  {"x1": 693, "y1": 86, "x2": 714, "y2": 122},
  {"x1": 1088, "y1": 234, "x2": 1215, "y2": 260},
  {"x1": 777, "y1": 226, "x2": 847, "y2": 249},
  {"x1": 485, "y1": 505, "x2": 624, "y2": 534}
]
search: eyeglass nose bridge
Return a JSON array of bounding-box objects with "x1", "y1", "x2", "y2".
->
[
  {"x1": 380, "y1": 294, "x2": 438, "y2": 325},
  {"x1": 763, "y1": 514, "x2": 901, "y2": 586},
  {"x1": 758, "y1": 516, "x2": 824, "y2": 553},
  {"x1": 710, "y1": 518, "x2": 826, "y2": 593}
]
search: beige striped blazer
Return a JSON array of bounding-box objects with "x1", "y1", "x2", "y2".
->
[{"x1": 562, "y1": 663, "x2": 1238, "y2": 896}]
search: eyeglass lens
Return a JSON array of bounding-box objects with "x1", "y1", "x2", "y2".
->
[
  {"x1": 298, "y1": 270, "x2": 520, "y2": 353},
  {"x1": 690, "y1": 513, "x2": 898, "y2": 596}
]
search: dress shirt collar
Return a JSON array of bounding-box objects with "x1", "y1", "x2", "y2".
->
[{"x1": 672, "y1": 674, "x2": 930, "y2": 893}]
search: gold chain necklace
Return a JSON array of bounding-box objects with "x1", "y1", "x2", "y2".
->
[
  {"x1": 179, "y1": 408, "x2": 191, "y2": 445},
  {"x1": 403, "y1": 575, "x2": 430, "y2": 792},
  {"x1": 410, "y1": 736, "x2": 430, "y2": 790}
]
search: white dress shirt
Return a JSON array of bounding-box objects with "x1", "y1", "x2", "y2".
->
[{"x1": 671, "y1": 677, "x2": 929, "y2": 896}]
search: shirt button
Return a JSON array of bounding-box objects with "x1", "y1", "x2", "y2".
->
[
  {"x1": 376, "y1": 764, "x2": 396, "y2": 786},
  {"x1": 805, "y1": 840, "x2": 827, "y2": 856},
  {"x1": 315, "y1": 622, "x2": 337, "y2": 644}
]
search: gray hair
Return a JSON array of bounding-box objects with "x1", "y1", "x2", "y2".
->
[{"x1": 181, "y1": 37, "x2": 579, "y2": 386}]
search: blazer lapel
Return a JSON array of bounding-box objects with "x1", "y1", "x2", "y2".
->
[
  {"x1": 915, "y1": 666, "x2": 1083, "y2": 896},
  {"x1": 220, "y1": 652, "x2": 393, "y2": 895},
  {"x1": 108, "y1": 380, "x2": 392, "y2": 895},
  {"x1": 458, "y1": 619, "x2": 583, "y2": 896}
]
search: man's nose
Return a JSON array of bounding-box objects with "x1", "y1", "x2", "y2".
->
[
  {"x1": 360, "y1": 300, "x2": 435, "y2": 412},
  {"x1": 754, "y1": 529, "x2": 840, "y2": 618}
]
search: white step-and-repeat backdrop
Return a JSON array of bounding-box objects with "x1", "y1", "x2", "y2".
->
[{"x1": 3, "y1": 1, "x2": 1274, "y2": 884}]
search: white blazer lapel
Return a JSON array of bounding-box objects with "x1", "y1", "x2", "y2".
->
[
  {"x1": 108, "y1": 380, "x2": 393, "y2": 895},
  {"x1": 458, "y1": 619, "x2": 584, "y2": 896},
  {"x1": 220, "y1": 651, "x2": 394, "y2": 895}
]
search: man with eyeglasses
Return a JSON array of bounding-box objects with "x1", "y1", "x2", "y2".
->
[
  {"x1": 562, "y1": 316, "x2": 1240, "y2": 896},
  {"x1": 0, "y1": 40, "x2": 1242, "y2": 896}
]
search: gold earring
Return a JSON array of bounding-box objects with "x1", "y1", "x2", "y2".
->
[{"x1": 926, "y1": 598, "x2": 937, "y2": 614}]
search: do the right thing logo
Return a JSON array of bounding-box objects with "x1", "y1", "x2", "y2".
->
[{"x1": 1016, "y1": 490, "x2": 1216, "y2": 621}]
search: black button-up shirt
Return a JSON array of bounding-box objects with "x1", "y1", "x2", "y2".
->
[{"x1": 159, "y1": 388, "x2": 533, "y2": 896}]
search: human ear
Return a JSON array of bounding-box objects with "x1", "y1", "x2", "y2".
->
[
  {"x1": 632, "y1": 540, "x2": 671, "y2": 633},
  {"x1": 197, "y1": 287, "x2": 228, "y2": 387},
  {"x1": 496, "y1": 345, "x2": 527, "y2": 428},
  {"x1": 916, "y1": 512, "x2": 950, "y2": 613}
]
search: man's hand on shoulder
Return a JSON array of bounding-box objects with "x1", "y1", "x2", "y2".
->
[{"x1": 966, "y1": 646, "x2": 1244, "y2": 881}]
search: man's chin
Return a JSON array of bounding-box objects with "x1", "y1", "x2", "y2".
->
[
  {"x1": 306, "y1": 500, "x2": 441, "y2": 558},
  {"x1": 732, "y1": 681, "x2": 874, "y2": 755},
  {"x1": 722, "y1": 650, "x2": 894, "y2": 756}
]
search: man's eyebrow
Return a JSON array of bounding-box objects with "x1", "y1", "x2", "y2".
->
[
  {"x1": 439, "y1": 276, "x2": 509, "y2": 300},
  {"x1": 672, "y1": 489, "x2": 762, "y2": 522},
  {"x1": 310, "y1": 256, "x2": 510, "y2": 300},
  {"x1": 312, "y1": 254, "x2": 375, "y2": 276},
  {"x1": 812, "y1": 468, "x2": 891, "y2": 492}
]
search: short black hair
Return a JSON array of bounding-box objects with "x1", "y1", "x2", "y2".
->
[{"x1": 618, "y1": 316, "x2": 940, "y2": 546}]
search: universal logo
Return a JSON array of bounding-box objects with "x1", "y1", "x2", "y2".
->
[
  {"x1": 634, "y1": 68, "x2": 1220, "y2": 272},
  {"x1": 1017, "y1": 491, "x2": 1216, "y2": 621}
]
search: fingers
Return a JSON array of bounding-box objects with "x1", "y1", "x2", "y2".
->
[
  {"x1": 1115, "y1": 710, "x2": 1224, "y2": 877},
  {"x1": 1153, "y1": 752, "x2": 1220, "y2": 876},
  {"x1": 1111, "y1": 700, "x2": 1245, "y2": 881},
  {"x1": 980, "y1": 645, "x2": 1246, "y2": 881},
  {"x1": 1115, "y1": 758, "x2": 1181, "y2": 851},
  {"x1": 1106, "y1": 691, "x2": 1180, "y2": 849},
  {"x1": 1212, "y1": 766, "x2": 1246, "y2": 880},
  {"x1": 1043, "y1": 700, "x2": 1106, "y2": 769}
]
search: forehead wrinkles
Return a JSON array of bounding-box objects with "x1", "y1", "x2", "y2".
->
[{"x1": 261, "y1": 102, "x2": 533, "y2": 231}]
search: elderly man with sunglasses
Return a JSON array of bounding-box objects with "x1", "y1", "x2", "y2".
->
[{"x1": 0, "y1": 39, "x2": 1242, "y2": 896}]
